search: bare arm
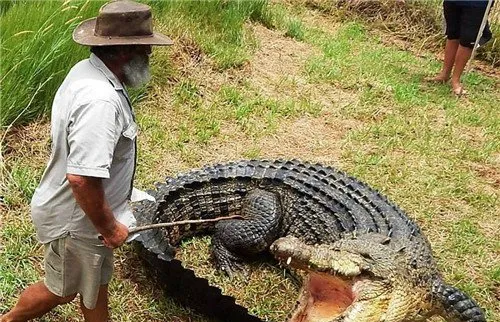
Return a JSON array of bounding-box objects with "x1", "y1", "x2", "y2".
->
[{"x1": 66, "y1": 173, "x2": 128, "y2": 248}]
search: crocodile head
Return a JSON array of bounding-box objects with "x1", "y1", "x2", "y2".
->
[{"x1": 270, "y1": 234, "x2": 434, "y2": 322}]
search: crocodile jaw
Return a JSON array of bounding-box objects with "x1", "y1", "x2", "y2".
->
[{"x1": 289, "y1": 273, "x2": 356, "y2": 322}]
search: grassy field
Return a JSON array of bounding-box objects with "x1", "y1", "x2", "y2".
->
[{"x1": 1, "y1": 0, "x2": 499, "y2": 321}]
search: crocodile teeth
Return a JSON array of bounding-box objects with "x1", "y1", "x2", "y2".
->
[{"x1": 287, "y1": 257, "x2": 292, "y2": 265}]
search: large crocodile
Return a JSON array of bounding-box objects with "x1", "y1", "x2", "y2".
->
[{"x1": 133, "y1": 159, "x2": 486, "y2": 322}]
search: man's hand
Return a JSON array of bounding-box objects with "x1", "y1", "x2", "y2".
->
[
  {"x1": 101, "y1": 221, "x2": 129, "y2": 249},
  {"x1": 67, "y1": 174, "x2": 129, "y2": 249}
]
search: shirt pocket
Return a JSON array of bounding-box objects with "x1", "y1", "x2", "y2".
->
[{"x1": 114, "y1": 121, "x2": 137, "y2": 161}]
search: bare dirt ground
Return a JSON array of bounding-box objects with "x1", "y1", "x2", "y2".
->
[{"x1": 138, "y1": 16, "x2": 364, "y2": 180}]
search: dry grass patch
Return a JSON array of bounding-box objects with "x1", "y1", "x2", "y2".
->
[
  {"x1": 214, "y1": 114, "x2": 360, "y2": 164},
  {"x1": 2, "y1": 122, "x2": 50, "y2": 164},
  {"x1": 1, "y1": 122, "x2": 50, "y2": 205},
  {"x1": 470, "y1": 162, "x2": 500, "y2": 189},
  {"x1": 248, "y1": 19, "x2": 357, "y2": 110},
  {"x1": 136, "y1": 21, "x2": 361, "y2": 185},
  {"x1": 136, "y1": 105, "x2": 359, "y2": 187}
]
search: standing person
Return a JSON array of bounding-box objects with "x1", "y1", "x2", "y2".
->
[
  {"x1": 428, "y1": 0, "x2": 494, "y2": 96},
  {"x1": 1, "y1": 1, "x2": 172, "y2": 321}
]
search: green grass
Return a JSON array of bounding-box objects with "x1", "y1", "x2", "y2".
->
[
  {"x1": 285, "y1": 18, "x2": 306, "y2": 41},
  {"x1": 0, "y1": 0, "x2": 272, "y2": 127},
  {"x1": 0, "y1": 0, "x2": 107, "y2": 127},
  {"x1": 150, "y1": 0, "x2": 269, "y2": 70},
  {"x1": 1, "y1": 0, "x2": 499, "y2": 321},
  {"x1": 3, "y1": 166, "x2": 38, "y2": 204},
  {"x1": 0, "y1": 212, "x2": 40, "y2": 303}
]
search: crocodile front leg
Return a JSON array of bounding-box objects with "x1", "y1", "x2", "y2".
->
[{"x1": 212, "y1": 188, "x2": 282, "y2": 276}]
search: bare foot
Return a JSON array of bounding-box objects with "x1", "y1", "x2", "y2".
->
[
  {"x1": 452, "y1": 86, "x2": 467, "y2": 96},
  {"x1": 424, "y1": 74, "x2": 449, "y2": 83},
  {"x1": 451, "y1": 80, "x2": 467, "y2": 96}
]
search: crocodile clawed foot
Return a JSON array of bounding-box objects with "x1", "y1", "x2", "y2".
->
[
  {"x1": 218, "y1": 260, "x2": 248, "y2": 278},
  {"x1": 212, "y1": 241, "x2": 248, "y2": 278}
]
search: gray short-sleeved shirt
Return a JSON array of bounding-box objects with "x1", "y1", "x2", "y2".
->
[{"x1": 31, "y1": 54, "x2": 137, "y2": 244}]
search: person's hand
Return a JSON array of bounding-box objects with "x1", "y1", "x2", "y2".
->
[{"x1": 101, "y1": 221, "x2": 129, "y2": 249}]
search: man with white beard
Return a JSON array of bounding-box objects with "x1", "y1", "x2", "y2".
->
[{"x1": 1, "y1": 1, "x2": 172, "y2": 321}]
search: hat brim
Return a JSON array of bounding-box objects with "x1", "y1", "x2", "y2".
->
[{"x1": 73, "y1": 18, "x2": 173, "y2": 46}]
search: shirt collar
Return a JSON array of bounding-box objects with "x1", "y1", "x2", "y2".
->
[{"x1": 89, "y1": 53, "x2": 125, "y2": 91}]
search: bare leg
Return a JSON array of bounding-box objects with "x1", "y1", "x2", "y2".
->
[
  {"x1": 430, "y1": 39, "x2": 460, "y2": 82},
  {"x1": 81, "y1": 284, "x2": 109, "y2": 322},
  {"x1": 450, "y1": 44, "x2": 473, "y2": 95},
  {"x1": 1, "y1": 281, "x2": 76, "y2": 322}
]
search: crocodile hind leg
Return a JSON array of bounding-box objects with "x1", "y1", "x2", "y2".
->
[{"x1": 212, "y1": 188, "x2": 282, "y2": 276}]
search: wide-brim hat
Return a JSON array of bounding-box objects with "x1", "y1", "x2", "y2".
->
[{"x1": 73, "y1": 0, "x2": 173, "y2": 46}]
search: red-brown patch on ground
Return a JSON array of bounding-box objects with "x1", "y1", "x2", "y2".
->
[{"x1": 469, "y1": 160, "x2": 500, "y2": 190}]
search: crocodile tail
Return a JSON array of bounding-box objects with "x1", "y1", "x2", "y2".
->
[{"x1": 432, "y1": 278, "x2": 486, "y2": 322}]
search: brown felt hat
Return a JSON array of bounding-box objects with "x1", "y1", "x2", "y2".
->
[{"x1": 73, "y1": 0, "x2": 173, "y2": 46}]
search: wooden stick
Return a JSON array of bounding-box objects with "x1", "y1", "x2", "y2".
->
[
  {"x1": 98, "y1": 215, "x2": 244, "y2": 240},
  {"x1": 128, "y1": 215, "x2": 244, "y2": 234}
]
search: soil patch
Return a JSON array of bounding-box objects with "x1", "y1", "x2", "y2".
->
[{"x1": 248, "y1": 24, "x2": 356, "y2": 110}]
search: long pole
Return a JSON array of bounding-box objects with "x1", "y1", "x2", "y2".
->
[
  {"x1": 128, "y1": 215, "x2": 244, "y2": 234},
  {"x1": 98, "y1": 215, "x2": 244, "y2": 240},
  {"x1": 467, "y1": 0, "x2": 494, "y2": 72}
]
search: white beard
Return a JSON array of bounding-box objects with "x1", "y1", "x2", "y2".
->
[{"x1": 123, "y1": 55, "x2": 151, "y2": 88}]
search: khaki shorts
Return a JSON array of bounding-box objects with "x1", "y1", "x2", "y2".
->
[{"x1": 44, "y1": 234, "x2": 113, "y2": 309}]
